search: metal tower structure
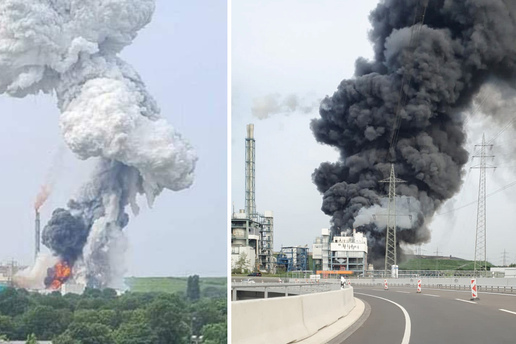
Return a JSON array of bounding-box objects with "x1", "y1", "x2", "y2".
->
[
  {"x1": 245, "y1": 124, "x2": 256, "y2": 218},
  {"x1": 240, "y1": 124, "x2": 275, "y2": 273},
  {"x1": 259, "y1": 211, "x2": 274, "y2": 273},
  {"x1": 471, "y1": 134, "x2": 495, "y2": 272},
  {"x1": 502, "y1": 249, "x2": 508, "y2": 267},
  {"x1": 35, "y1": 210, "x2": 41, "y2": 262},
  {"x1": 380, "y1": 164, "x2": 406, "y2": 272}
]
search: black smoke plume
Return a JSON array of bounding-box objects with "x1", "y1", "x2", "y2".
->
[
  {"x1": 42, "y1": 160, "x2": 142, "y2": 287},
  {"x1": 311, "y1": 0, "x2": 516, "y2": 266},
  {"x1": 42, "y1": 209, "x2": 88, "y2": 264}
]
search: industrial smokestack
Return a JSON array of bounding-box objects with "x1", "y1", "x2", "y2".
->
[
  {"x1": 35, "y1": 210, "x2": 40, "y2": 262},
  {"x1": 245, "y1": 124, "x2": 256, "y2": 218}
]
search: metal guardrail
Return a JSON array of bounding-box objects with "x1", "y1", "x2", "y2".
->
[
  {"x1": 357, "y1": 270, "x2": 504, "y2": 278},
  {"x1": 231, "y1": 282, "x2": 342, "y2": 301},
  {"x1": 352, "y1": 282, "x2": 516, "y2": 294},
  {"x1": 231, "y1": 270, "x2": 504, "y2": 282}
]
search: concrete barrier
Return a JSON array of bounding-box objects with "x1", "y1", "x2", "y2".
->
[
  {"x1": 301, "y1": 289, "x2": 355, "y2": 335},
  {"x1": 232, "y1": 288, "x2": 355, "y2": 344}
]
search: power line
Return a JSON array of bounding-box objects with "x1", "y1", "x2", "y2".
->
[
  {"x1": 436, "y1": 179, "x2": 516, "y2": 216},
  {"x1": 486, "y1": 117, "x2": 516, "y2": 146}
]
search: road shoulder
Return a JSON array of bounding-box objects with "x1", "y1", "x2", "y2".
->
[{"x1": 295, "y1": 297, "x2": 368, "y2": 344}]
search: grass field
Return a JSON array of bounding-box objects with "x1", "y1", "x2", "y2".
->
[
  {"x1": 399, "y1": 258, "x2": 494, "y2": 270},
  {"x1": 125, "y1": 276, "x2": 227, "y2": 297}
]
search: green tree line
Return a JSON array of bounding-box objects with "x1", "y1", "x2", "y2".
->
[{"x1": 0, "y1": 279, "x2": 226, "y2": 344}]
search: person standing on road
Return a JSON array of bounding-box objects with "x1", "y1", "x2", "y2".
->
[{"x1": 341, "y1": 276, "x2": 346, "y2": 289}]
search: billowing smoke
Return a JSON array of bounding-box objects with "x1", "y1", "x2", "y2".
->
[
  {"x1": 42, "y1": 208, "x2": 89, "y2": 264},
  {"x1": 311, "y1": 0, "x2": 516, "y2": 266},
  {"x1": 14, "y1": 254, "x2": 58, "y2": 290},
  {"x1": 1, "y1": 0, "x2": 197, "y2": 287},
  {"x1": 353, "y1": 196, "x2": 420, "y2": 230},
  {"x1": 471, "y1": 80, "x2": 516, "y2": 149},
  {"x1": 252, "y1": 93, "x2": 320, "y2": 119}
]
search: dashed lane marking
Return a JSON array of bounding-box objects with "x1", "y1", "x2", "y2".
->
[{"x1": 455, "y1": 298, "x2": 476, "y2": 304}]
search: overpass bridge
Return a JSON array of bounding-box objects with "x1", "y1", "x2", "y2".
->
[{"x1": 231, "y1": 276, "x2": 516, "y2": 343}]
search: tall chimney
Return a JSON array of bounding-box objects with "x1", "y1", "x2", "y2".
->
[
  {"x1": 245, "y1": 124, "x2": 256, "y2": 218},
  {"x1": 35, "y1": 210, "x2": 41, "y2": 261}
]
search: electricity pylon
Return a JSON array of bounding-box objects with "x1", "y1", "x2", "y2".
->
[
  {"x1": 380, "y1": 164, "x2": 406, "y2": 272},
  {"x1": 471, "y1": 134, "x2": 495, "y2": 272}
]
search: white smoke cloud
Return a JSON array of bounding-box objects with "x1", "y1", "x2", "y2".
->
[
  {"x1": 59, "y1": 68, "x2": 196, "y2": 199},
  {"x1": 251, "y1": 93, "x2": 320, "y2": 119},
  {"x1": 0, "y1": 0, "x2": 196, "y2": 196},
  {"x1": 0, "y1": 0, "x2": 197, "y2": 288},
  {"x1": 14, "y1": 254, "x2": 58, "y2": 290},
  {"x1": 353, "y1": 196, "x2": 421, "y2": 230}
]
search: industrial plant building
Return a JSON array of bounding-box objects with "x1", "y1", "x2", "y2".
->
[
  {"x1": 231, "y1": 124, "x2": 276, "y2": 273},
  {"x1": 277, "y1": 246, "x2": 309, "y2": 272},
  {"x1": 312, "y1": 228, "x2": 368, "y2": 275},
  {"x1": 231, "y1": 209, "x2": 274, "y2": 273}
]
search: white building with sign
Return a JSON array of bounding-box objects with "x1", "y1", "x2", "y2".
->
[{"x1": 313, "y1": 228, "x2": 368, "y2": 275}]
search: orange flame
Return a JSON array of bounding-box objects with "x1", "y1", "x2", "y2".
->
[
  {"x1": 34, "y1": 184, "x2": 51, "y2": 211},
  {"x1": 47, "y1": 261, "x2": 72, "y2": 290}
]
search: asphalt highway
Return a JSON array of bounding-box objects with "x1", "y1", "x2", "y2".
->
[{"x1": 341, "y1": 285, "x2": 516, "y2": 344}]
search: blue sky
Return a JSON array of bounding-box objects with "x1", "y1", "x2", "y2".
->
[{"x1": 0, "y1": 0, "x2": 227, "y2": 277}]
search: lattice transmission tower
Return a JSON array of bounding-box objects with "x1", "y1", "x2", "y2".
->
[
  {"x1": 380, "y1": 164, "x2": 406, "y2": 272},
  {"x1": 471, "y1": 134, "x2": 495, "y2": 272}
]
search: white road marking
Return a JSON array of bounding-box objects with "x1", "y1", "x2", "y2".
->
[
  {"x1": 423, "y1": 294, "x2": 439, "y2": 297},
  {"x1": 499, "y1": 309, "x2": 516, "y2": 316},
  {"x1": 455, "y1": 298, "x2": 476, "y2": 304},
  {"x1": 397, "y1": 291, "x2": 410, "y2": 294},
  {"x1": 356, "y1": 292, "x2": 411, "y2": 344},
  {"x1": 356, "y1": 286, "x2": 516, "y2": 297},
  {"x1": 420, "y1": 288, "x2": 516, "y2": 297}
]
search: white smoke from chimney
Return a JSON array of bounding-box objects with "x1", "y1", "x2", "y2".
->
[{"x1": 251, "y1": 93, "x2": 320, "y2": 119}]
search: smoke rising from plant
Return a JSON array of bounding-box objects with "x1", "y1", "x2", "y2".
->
[
  {"x1": 252, "y1": 93, "x2": 320, "y2": 119},
  {"x1": 1, "y1": 0, "x2": 197, "y2": 287},
  {"x1": 14, "y1": 254, "x2": 59, "y2": 290},
  {"x1": 311, "y1": 0, "x2": 516, "y2": 265}
]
